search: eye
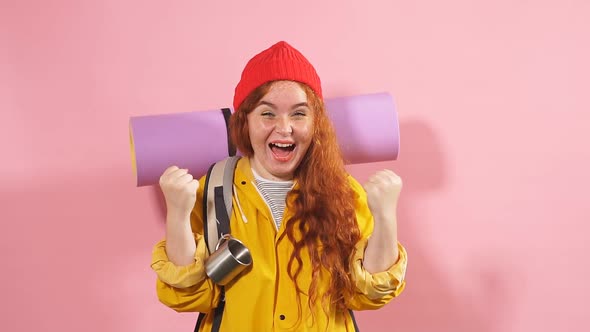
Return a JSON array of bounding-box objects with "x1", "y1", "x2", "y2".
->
[
  {"x1": 293, "y1": 109, "x2": 307, "y2": 117},
  {"x1": 260, "y1": 110, "x2": 275, "y2": 117}
]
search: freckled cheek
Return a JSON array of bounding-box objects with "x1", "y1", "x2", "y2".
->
[
  {"x1": 249, "y1": 123, "x2": 274, "y2": 148},
  {"x1": 295, "y1": 123, "x2": 314, "y2": 141}
]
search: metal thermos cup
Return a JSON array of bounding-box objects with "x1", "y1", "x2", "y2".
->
[{"x1": 205, "y1": 234, "x2": 252, "y2": 285}]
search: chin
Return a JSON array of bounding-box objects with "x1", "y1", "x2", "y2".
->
[{"x1": 268, "y1": 164, "x2": 296, "y2": 179}]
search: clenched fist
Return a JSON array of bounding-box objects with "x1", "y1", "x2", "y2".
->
[
  {"x1": 159, "y1": 166, "x2": 200, "y2": 216},
  {"x1": 363, "y1": 169, "x2": 403, "y2": 221}
]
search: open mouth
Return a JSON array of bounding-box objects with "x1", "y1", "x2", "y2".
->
[{"x1": 269, "y1": 142, "x2": 296, "y2": 159}]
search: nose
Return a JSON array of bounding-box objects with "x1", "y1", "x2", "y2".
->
[{"x1": 275, "y1": 117, "x2": 293, "y2": 136}]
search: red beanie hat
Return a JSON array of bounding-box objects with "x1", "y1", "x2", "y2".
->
[{"x1": 233, "y1": 41, "x2": 323, "y2": 111}]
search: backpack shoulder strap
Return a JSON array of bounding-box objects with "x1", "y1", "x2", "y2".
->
[
  {"x1": 203, "y1": 156, "x2": 240, "y2": 254},
  {"x1": 196, "y1": 156, "x2": 240, "y2": 332}
]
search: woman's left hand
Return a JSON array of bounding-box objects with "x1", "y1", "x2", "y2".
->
[
  {"x1": 363, "y1": 169, "x2": 403, "y2": 223},
  {"x1": 362, "y1": 169, "x2": 403, "y2": 272}
]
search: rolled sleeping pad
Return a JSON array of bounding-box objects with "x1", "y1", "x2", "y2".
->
[{"x1": 129, "y1": 92, "x2": 399, "y2": 187}]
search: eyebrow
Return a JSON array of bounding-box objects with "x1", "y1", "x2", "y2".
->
[{"x1": 257, "y1": 101, "x2": 310, "y2": 109}]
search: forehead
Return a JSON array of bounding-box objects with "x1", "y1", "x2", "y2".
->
[{"x1": 262, "y1": 81, "x2": 308, "y2": 103}]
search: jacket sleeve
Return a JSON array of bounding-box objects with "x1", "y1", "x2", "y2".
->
[
  {"x1": 150, "y1": 176, "x2": 221, "y2": 312},
  {"x1": 346, "y1": 239, "x2": 407, "y2": 310},
  {"x1": 345, "y1": 176, "x2": 408, "y2": 310}
]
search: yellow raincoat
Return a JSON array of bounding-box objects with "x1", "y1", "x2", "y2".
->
[{"x1": 151, "y1": 158, "x2": 407, "y2": 331}]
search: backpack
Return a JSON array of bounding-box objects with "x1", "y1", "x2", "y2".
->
[
  {"x1": 194, "y1": 155, "x2": 239, "y2": 332},
  {"x1": 193, "y1": 156, "x2": 359, "y2": 332}
]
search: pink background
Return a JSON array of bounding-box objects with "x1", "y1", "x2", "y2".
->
[{"x1": 2, "y1": 0, "x2": 589, "y2": 331}]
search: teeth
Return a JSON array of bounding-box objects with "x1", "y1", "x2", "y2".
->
[{"x1": 273, "y1": 143, "x2": 293, "y2": 148}]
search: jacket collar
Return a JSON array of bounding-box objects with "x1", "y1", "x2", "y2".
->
[{"x1": 233, "y1": 157, "x2": 298, "y2": 237}]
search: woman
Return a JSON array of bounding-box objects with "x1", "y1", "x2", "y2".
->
[{"x1": 151, "y1": 41, "x2": 407, "y2": 331}]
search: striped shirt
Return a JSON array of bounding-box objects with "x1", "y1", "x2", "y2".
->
[{"x1": 252, "y1": 169, "x2": 294, "y2": 229}]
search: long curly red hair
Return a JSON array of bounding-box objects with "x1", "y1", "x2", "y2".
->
[{"x1": 229, "y1": 81, "x2": 361, "y2": 314}]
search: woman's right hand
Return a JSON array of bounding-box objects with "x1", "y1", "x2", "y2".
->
[{"x1": 159, "y1": 166, "x2": 200, "y2": 217}]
